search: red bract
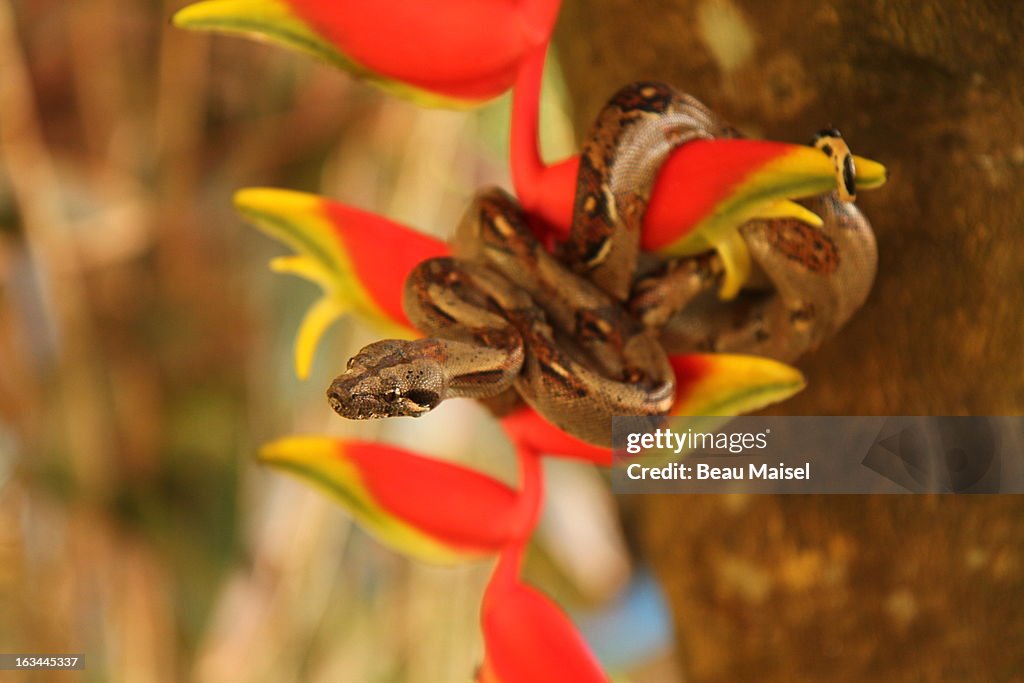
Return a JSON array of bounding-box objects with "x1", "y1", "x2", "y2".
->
[
  {"x1": 501, "y1": 406, "x2": 612, "y2": 465},
  {"x1": 480, "y1": 544, "x2": 609, "y2": 682},
  {"x1": 509, "y1": 47, "x2": 887, "y2": 296},
  {"x1": 260, "y1": 436, "x2": 532, "y2": 562},
  {"x1": 320, "y1": 200, "x2": 450, "y2": 329},
  {"x1": 262, "y1": 436, "x2": 608, "y2": 679},
  {"x1": 175, "y1": 0, "x2": 561, "y2": 107},
  {"x1": 287, "y1": 0, "x2": 561, "y2": 101},
  {"x1": 234, "y1": 188, "x2": 448, "y2": 378}
]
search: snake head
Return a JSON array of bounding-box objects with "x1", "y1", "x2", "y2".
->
[{"x1": 327, "y1": 340, "x2": 445, "y2": 420}]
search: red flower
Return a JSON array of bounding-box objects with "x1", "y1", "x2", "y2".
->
[
  {"x1": 480, "y1": 544, "x2": 608, "y2": 682},
  {"x1": 509, "y1": 47, "x2": 887, "y2": 297},
  {"x1": 174, "y1": 0, "x2": 561, "y2": 107},
  {"x1": 258, "y1": 436, "x2": 526, "y2": 563},
  {"x1": 260, "y1": 434, "x2": 607, "y2": 679}
]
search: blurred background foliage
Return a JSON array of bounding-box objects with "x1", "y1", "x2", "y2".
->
[{"x1": 0, "y1": 1, "x2": 662, "y2": 681}]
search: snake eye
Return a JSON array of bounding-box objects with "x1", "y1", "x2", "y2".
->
[
  {"x1": 384, "y1": 387, "x2": 401, "y2": 402},
  {"x1": 405, "y1": 389, "x2": 439, "y2": 409},
  {"x1": 346, "y1": 356, "x2": 358, "y2": 370}
]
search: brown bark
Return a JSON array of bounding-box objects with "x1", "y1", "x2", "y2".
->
[{"x1": 555, "y1": 1, "x2": 1024, "y2": 680}]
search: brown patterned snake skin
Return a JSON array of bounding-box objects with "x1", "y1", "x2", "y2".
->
[{"x1": 326, "y1": 83, "x2": 877, "y2": 446}]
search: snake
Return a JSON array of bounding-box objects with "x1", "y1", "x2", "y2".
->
[{"x1": 326, "y1": 83, "x2": 877, "y2": 446}]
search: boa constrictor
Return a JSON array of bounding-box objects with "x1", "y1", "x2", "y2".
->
[{"x1": 326, "y1": 83, "x2": 877, "y2": 446}]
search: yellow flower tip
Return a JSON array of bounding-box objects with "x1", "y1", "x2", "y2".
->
[
  {"x1": 852, "y1": 155, "x2": 888, "y2": 190},
  {"x1": 172, "y1": 0, "x2": 295, "y2": 32},
  {"x1": 674, "y1": 353, "x2": 806, "y2": 417},
  {"x1": 731, "y1": 354, "x2": 808, "y2": 400},
  {"x1": 756, "y1": 199, "x2": 825, "y2": 227},
  {"x1": 715, "y1": 230, "x2": 752, "y2": 301},
  {"x1": 171, "y1": 0, "x2": 362, "y2": 77},
  {"x1": 170, "y1": 2, "x2": 205, "y2": 29},
  {"x1": 171, "y1": 1, "x2": 483, "y2": 108},
  {"x1": 751, "y1": 145, "x2": 886, "y2": 198},
  {"x1": 759, "y1": 358, "x2": 807, "y2": 394},
  {"x1": 232, "y1": 186, "x2": 344, "y2": 270},
  {"x1": 257, "y1": 435, "x2": 337, "y2": 466},
  {"x1": 293, "y1": 296, "x2": 346, "y2": 380},
  {"x1": 268, "y1": 255, "x2": 334, "y2": 288},
  {"x1": 233, "y1": 186, "x2": 320, "y2": 220},
  {"x1": 739, "y1": 353, "x2": 804, "y2": 386},
  {"x1": 267, "y1": 254, "x2": 298, "y2": 274},
  {"x1": 717, "y1": 273, "x2": 743, "y2": 301}
]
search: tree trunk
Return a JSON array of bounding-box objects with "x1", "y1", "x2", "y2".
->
[{"x1": 556, "y1": 1, "x2": 1024, "y2": 680}]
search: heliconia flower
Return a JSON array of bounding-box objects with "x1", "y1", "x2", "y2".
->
[
  {"x1": 500, "y1": 353, "x2": 805, "y2": 466},
  {"x1": 479, "y1": 545, "x2": 609, "y2": 682},
  {"x1": 510, "y1": 47, "x2": 888, "y2": 298},
  {"x1": 520, "y1": 141, "x2": 887, "y2": 299},
  {"x1": 234, "y1": 188, "x2": 447, "y2": 378},
  {"x1": 666, "y1": 352, "x2": 805, "y2": 419},
  {"x1": 259, "y1": 436, "x2": 531, "y2": 563},
  {"x1": 173, "y1": 0, "x2": 562, "y2": 108}
]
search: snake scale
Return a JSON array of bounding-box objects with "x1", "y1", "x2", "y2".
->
[{"x1": 326, "y1": 83, "x2": 877, "y2": 446}]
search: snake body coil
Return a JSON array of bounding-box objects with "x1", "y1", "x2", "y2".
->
[{"x1": 330, "y1": 187, "x2": 677, "y2": 445}]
